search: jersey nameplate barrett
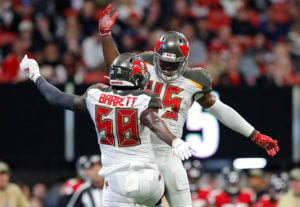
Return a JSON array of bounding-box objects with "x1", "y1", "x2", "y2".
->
[{"x1": 98, "y1": 93, "x2": 137, "y2": 107}]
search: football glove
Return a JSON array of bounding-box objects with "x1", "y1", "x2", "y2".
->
[
  {"x1": 98, "y1": 4, "x2": 118, "y2": 36},
  {"x1": 253, "y1": 132, "x2": 279, "y2": 157},
  {"x1": 172, "y1": 138, "x2": 192, "y2": 160},
  {"x1": 19, "y1": 55, "x2": 41, "y2": 82}
]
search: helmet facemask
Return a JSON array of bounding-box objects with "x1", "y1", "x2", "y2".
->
[{"x1": 154, "y1": 53, "x2": 187, "y2": 81}]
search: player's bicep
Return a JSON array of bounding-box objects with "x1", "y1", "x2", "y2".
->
[
  {"x1": 73, "y1": 95, "x2": 87, "y2": 112},
  {"x1": 197, "y1": 92, "x2": 217, "y2": 109}
]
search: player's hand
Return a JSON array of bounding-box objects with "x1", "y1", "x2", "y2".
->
[
  {"x1": 98, "y1": 4, "x2": 118, "y2": 36},
  {"x1": 19, "y1": 55, "x2": 41, "y2": 82},
  {"x1": 172, "y1": 138, "x2": 192, "y2": 160},
  {"x1": 254, "y1": 132, "x2": 279, "y2": 156}
]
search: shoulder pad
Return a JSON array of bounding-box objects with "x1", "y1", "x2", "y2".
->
[
  {"x1": 86, "y1": 83, "x2": 111, "y2": 93},
  {"x1": 142, "y1": 89, "x2": 162, "y2": 109},
  {"x1": 183, "y1": 67, "x2": 212, "y2": 93},
  {"x1": 140, "y1": 51, "x2": 155, "y2": 65}
]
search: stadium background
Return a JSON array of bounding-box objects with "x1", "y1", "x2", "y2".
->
[{"x1": 0, "y1": 0, "x2": 299, "y2": 206}]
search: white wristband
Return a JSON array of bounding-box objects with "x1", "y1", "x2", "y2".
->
[
  {"x1": 205, "y1": 98, "x2": 254, "y2": 137},
  {"x1": 32, "y1": 73, "x2": 41, "y2": 83}
]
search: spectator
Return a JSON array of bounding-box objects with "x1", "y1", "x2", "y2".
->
[
  {"x1": 195, "y1": 17, "x2": 215, "y2": 45},
  {"x1": 18, "y1": 19, "x2": 34, "y2": 52},
  {"x1": 247, "y1": 169, "x2": 268, "y2": 202},
  {"x1": 0, "y1": 161, "x2": 30, "y2": 207},
  {"x1": 246, "y1": 33, "x2": 272, "y2": 75},
  {"x1": 54, "y1": 50, "x2": 86, "y2": 84},
  {"x1": 231, "y1": 8, "x2": 257, "y2": 37},
  {"x1": 203, "y1": 41, "x2": 226, "y2": 85},
  {"x1": 220, "y1": 0, "x2": 243, "y2": 17},
  {"x1": 258, "y1": 8, "x2": 286, "y2": 44},
  {"x1": 0, "y1": 0, "x2": 21, "y2": 32},
  {"x1": 172, "y1": 0, "x2": 190, "y2": 18},
  {"x1": 0, "y1": 38, "x2": 29, "y2": 83},
  {"x1": 255, "y1": 173, "x2": 289, "y2": 207},
  {"x1": 181, "y1": 22, "x2": 207, "y2": 66},
  {"x1": 277, "y1": 168, "x2": 300, "y2": 207},
  {"x1": 219, "y1": 55, "x2": 245, "y2": 86},
  {"x1": 30, "y1": 182, "x2": 47, "y2": 207},
  {"x1": 248, "y1": 0, "x2": 271, "y2": 14},
  {"x1": 62, "y1": 9, "x2": 82, "y2": 56},
  {"x1": 143, "y1": 0, "x2": 163, "y2": 30},
  {"x1": 207, "y1": 5, "x2": 231, "y2": 33},
  {"x1": 78, "y1": 0, "x2": 98, "y2": 38},
  {"x1": 82, "y1": 31, "x2": 104, "y2": 70},
  {"x1": 266, "y1": 42, "x2": 295, "y2": 86},
  {"x1": 32, "y1": 13, "x2": 54, "y2": 53},
  {"x1": 287, "y1": 21, "x2": 300, "y2": 73}
]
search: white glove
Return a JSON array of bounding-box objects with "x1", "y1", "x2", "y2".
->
[
  {"x1": 19, "y1": 55, "x2": 41, "y2": 82},
  {"x1": 172, "y1": 138, "x2": 192, "y2": 160}
]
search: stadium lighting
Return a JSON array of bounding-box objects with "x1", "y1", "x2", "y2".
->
[{"x1": 233, "y1": 158, "x2": 267, "y2": 170}]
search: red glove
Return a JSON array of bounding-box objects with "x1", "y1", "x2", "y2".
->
[
  {"x1": 98, "y1": 4, "x2": 118, "y2": 36},
  {"x1": 253, "y1": 132, "x2": 279, "y2": 157}
]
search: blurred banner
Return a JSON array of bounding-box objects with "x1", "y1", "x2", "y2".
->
[{"x1": 0, "y1": 83, "x2": 292, "y2": 166}]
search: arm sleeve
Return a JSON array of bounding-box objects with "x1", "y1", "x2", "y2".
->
[
  {"x1": 35, "y1": 77, "x2": 76, "y2": 110},
  {"x1": 205, "y1": 98, "x2": 254, "y2": 137}
]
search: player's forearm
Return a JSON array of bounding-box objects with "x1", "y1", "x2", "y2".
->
[
  {"x1": 35, "y1": 77, "x2": 76, "y2": 110},
  {"x1": 141, "y1": 109, "x2": 176, "y2": 145},
  {"x1": 101, "y1": 35, "x2": 120, "y2": 71},
  {"x1": 151, "y1": 120, "x2": 177, "y2": 146},
  {"x1": 205, "y1": 98, "x2": 255, "y2": 137}
]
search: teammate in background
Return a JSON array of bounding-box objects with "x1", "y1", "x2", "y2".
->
[
  {"x1": 19, "y1": 53, "x2": 193, "y2": 206},
  {"x1": 59, "y1": 155, "x2": 91, "y2": 207},
  {"x1": 67, "y1": 155, "x2": 104, "y2": 207},
  {"x1": 98, "y1": 4, "x2": 279, "y2": 207},
  {"x1": 208, "y1": 168, "x2": 256, "y2": 207}
]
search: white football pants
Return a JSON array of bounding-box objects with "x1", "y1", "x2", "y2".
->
[
  {"x1": 154, "y1": 149, "x2": 192, "y2": 207},
  {"x1": 102, "y1": 168, "x2": 164, "y2": 207}
]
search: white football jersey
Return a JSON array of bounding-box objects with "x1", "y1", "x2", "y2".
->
[
  {"x1": 145, "y1": 63, "x2": 212, "y2": 151},
  {"x1": 85, "y1": 83, "x2": 161, "y2": 176}
]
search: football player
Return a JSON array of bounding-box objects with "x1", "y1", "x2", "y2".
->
[
  {"x1": 98, "y1": 4, "x2": 279, "y2": 207},
  {"x1": 19, "y1": 53, "x2": 193, "y2": 206},
  {"x1": 208, "y1": 168, "x2": 256, "y2": 207}
]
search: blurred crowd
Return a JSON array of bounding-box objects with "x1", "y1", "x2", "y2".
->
[
  {"x1": 1, "y1": 158, "x2": 300, "y2": 207},
  {"x1": 1, "y1": 0, "x2": 300, "y2": 86},
  {"x1": 0, "y1": 155, "x2": 104, "y2": 207}
]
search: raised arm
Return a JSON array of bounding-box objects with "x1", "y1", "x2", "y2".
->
[
  {"x1": 19, "y1": 55, "x2": 87, "y2": 112},
  {"x1": 98, "y1": 4, "x2": 120, "y2": 72},
  {"x1": 197, "y1": 92, "x2": 279, "y2": 157},
  {"x1": 140, "y1": 107, "x2": 193, "y2": 160}
]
